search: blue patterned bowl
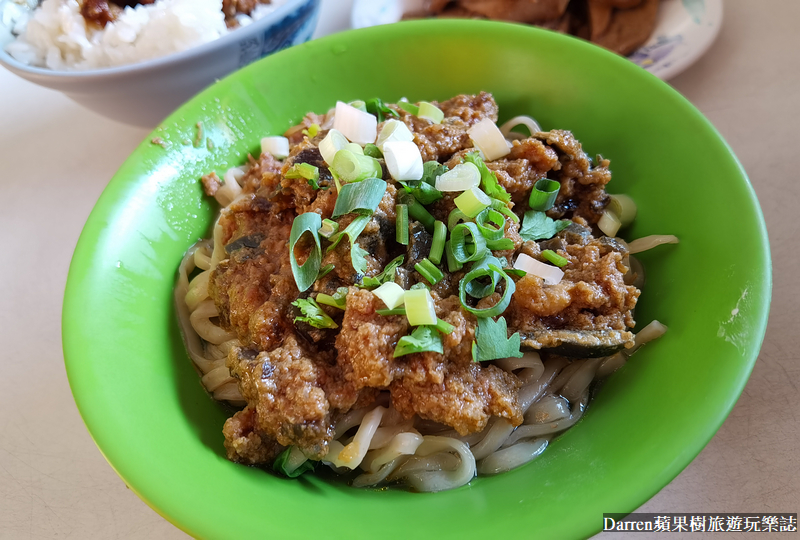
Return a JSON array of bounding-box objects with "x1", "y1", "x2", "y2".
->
[{"x1": 0, "y1": 0, "x2": 320, "y2": 127}]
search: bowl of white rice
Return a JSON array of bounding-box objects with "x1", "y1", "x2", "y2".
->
[{"x1": 0, "y1": 0, "x2": 320, "y2": 126}]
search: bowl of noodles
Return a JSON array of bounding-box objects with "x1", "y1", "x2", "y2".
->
[{"x1": 62, "y1": 19, "x2": 770, "y2": 540}]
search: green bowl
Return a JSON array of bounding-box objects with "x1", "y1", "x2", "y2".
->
[{"x1": 62, "y1": 20, "x2": 771, "y2": 540}]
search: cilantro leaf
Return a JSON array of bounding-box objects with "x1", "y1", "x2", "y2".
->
[
  {"x1": 393, "y1": 325, "x2": 444, "y2": 358},
  {"x1": 472, "y1": 316, "x2": 522, "y2": 362},
  {"x1": 463, "y1": 152, "x2": 510, "y2": 203},
  {"x1": 421, "y1": 161, "x2": 449, "y2": 186},
  {"x1": 359, "y1": 255, "x2": 404, "y2": 288},
  {"x1": 519, "y1": 210, "x2": 571, "y2": 242},
  {"x1": 291, "y1": 298, "x2": 338, "y2": 329},
  {"x1": 273, "y1": 447, "x2": 316, "y2": 478},
  {"x1": 350, "y1": 242, "x2": 370, "y2": 278}
]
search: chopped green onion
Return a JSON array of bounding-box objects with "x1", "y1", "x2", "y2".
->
[
  {"x1": 410, "y1": 282, "x2": 429, "y2": 290},
  {"x1": 608, "y1": 194, "x2": 637, "y2": 227},
  {"x1": 363, "y1": 143, "x2": 383, "y2": 158},
  {"x1": 327, "y1": 215, "x2": 371, "y2": 275},
  {"x1": 529, "y1": 179, "x2": 560, "y2": 211},
  {"x1": 302, "y1": 123, "x2": 320, "y2": 138},
  {"x1": 331, "y1": 177, "x2": 387, "y2": 218},
  {"x1": 463, "y1": 152, "x2": 511, "y2": 203},
  {"x1": 490, "y1": 197, "x2": 519, "y2": 223},
  {"x1": 454, "y1": 186, "x2": 491, "y2": 218},
  {"x1": 376, "y1": 307, "x2": 407, "y2": 316},
  {"x1": 504, "y1": 267, "x2": 527, "y2": 278},
  {"x1": 319, "y1": 129, "x2": 349, "y2": 165},
  {"x1": 289, "y1": 212, "x2": 322, "y2": 292},
  {"x1": 318, "y1": 219, "x2": 339, "y2": 239},
  {"x1": 471, "y1": 316, "x2": 522, "y2": 362},
  {"x1": 317, "y1": 287, "x2": 348, "y2": 309},
  {"x1": 328, "y1": 215, "x2": 369, "y2": 251},
  {"x1": 435, "y1": 162, "x2": 481, "y2": 192},
  {"x1": 598, "y1": 209, "x2": 622, "y2": 237},
  {"x1": 445, "y1": 240, "x2": 462, "y2": 272},
  {"x1": 434, "y1": 318, "x2": 455, "y2": 335},
  {"x1": 415, "y1": 258, "x2": 444, "y2": 286},
  {"x1": 418, "y1": 101, "x2": 444, "y2": 124},
  {"x1": 398, "y1": 192, "x2": 435, "y2": 232},
  {"x1": 447, "y1": 208, "x2": 471, "y2": 230},
  {"x1": 331, "y1": 150, "x2": 383, "y2": 184},
  {"x1": 404, "y1": 288, "x2": 437, "y2": 326},
  {"x1": 273, "y1": 447, "x2": 315, "y2": 478},
  {"x1": 344, "y1": 142, "x2": 365, "y2": 155},
  {"x1": 292, "y1": 298, "x2": 338, "y2": 329},
  {"x1": 393, "y1": 325, "x2": 443, "y2": 358},
  {"x1": 376, "y1": 306, "x2": 453, "y2": 334},
  {"x1": 450, "y1": 222, "x2": 488, "y2": 264},
  {"x1": 396, "y1": 204, "x2": 409, "y2": 245},
  {"x1": 365, "y1": 97, "x2": 399, "y2": 123},
  {"x1": 458, "y1": 263, "x2": 516, "y2": 318},
  {"x1": 463, "y1": 255, "x2": 505, "y2": 299},
  {"x1": 373, "y1": 281, "x2": 406, "y2": 310},
  {"x1": 349, "y1": 100, "x2": 367, "y2": 112},
  {"x1": 542, "y1": 249, "x2": 569, "y2": 267},
  {"x1": 474, "y1": 208, "x2": 505, "y2": 241},
  {"x1": 317, "y1": 263, "x2": 334, "y2": 279},
  {"x1": 360, "y1": 255, "x2": 404, "y2": 288},
  {"x1": 398, "y1": 100, "x2": 419, "y2": 115},
  {"x1": 285, "y1": 163, "x2": 321, "y2": 190},
  {"x1": 487, "y1": 238, "x2": 515, "y2": 250},
  {"x1": 429, "y1": 220, "x2": 447, "y2": 265}
]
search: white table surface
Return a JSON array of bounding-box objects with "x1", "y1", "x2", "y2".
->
[{"x1": 1, "y1": 1, "x2": 797, "y2": 538}]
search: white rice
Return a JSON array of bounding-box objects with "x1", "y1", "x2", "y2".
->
[{"x1": 2, "y1": 0, "x2": 286, "y2": 70}]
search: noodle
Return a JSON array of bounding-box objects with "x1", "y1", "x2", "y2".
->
[{"x1": 174, "y1": 94, "x2": 675, "y2": 491}]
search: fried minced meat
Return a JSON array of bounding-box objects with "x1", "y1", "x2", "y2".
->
[{"x1": 206, "y1": 92, "x2": 638, "y2": 464}]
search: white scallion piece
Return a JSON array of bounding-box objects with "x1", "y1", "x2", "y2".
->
[
  {"x1": 376, "y1": 119, "x2": 414, "y2": 151},
  {"x1": 344, "y1": 142, "x2": 365, "y2": 155},
  {"x1": 373, "y1": 282, "x2": 406, "y2": 310},
  {"x1": 514, "y1": 253, "x2": 564, "y2": 285},
  {"x1": 383, "y1": 140, "x2": 424, "y2": 181},
  {"x1": 608, "y1": 194, "x2": 637, "y2": 227},
  {"x1": 468, "y1": 118, "x2": 511, "y2": 161},
  {"x1": 333, "y1": 101, "x2": 378, "y2": 145},
  {"x1": 435, "y1": 162, "x2": 481, "y2": 192},
  {"x1": 260, "y1": 136, "x2": 290, "y2": 159},
  {"x1": 627, "y1": 235, "x2": 679, "y2": 254},
  {"x1": 404, "y1": 288, "x2": 437, "y2": 326},
  {"x1": 418, "y1": 101, "x2": 444, "y2": 124},
  {"x1": 598, "y1": 210, "x2": 622, "y2": 237},
  {"x1": 319, "y1": 129, "x2": 349, "y2": 165}
]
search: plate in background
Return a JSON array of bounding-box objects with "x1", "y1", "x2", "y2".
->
[{"x1": 351, "y1": 0, "x2": 723, "y2": 80}]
